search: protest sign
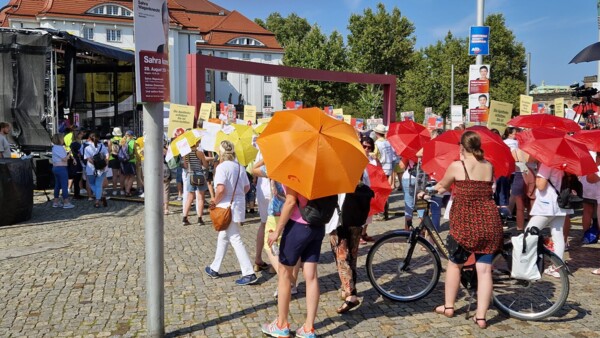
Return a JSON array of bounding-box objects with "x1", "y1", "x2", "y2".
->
[
  {"x1": 554, "y1": 98, "x2": 565, "y2": 117},
  {"x1": 210, "y1": 101, "x2": 217, "y2": 119},
  {"x1": 519, "y1": 95, "x2": 533, "y2": 115},
  {"x1": 451, "y1": 105, "x2": 463, "y2": 129},
  {"x1": 487, "y1": 100, "x2": 513, "y2": 134},
  {"x1": 244, "y1": 105, "x2": 257, "y2": 125},
  {"x1": 198, "y1": 103, "x2": 211, "y2": 121},
  {"x1": 167, "y1": 103, "x2": 195, "y2": 139},
  {"x1": 343, "y1": 115, "x2": 352, "y2": 124}
]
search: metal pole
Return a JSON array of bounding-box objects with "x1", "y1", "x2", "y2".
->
[
  {"x1": 526, "y1": 52, "x2": 531, "y2": 95},
  {"x1": 597, "y1": 0, "x2": 600, "y2": 80},
  {"x1": 450, "y1": 64, "x2": 454, "y2": 129},
  {"x1": 143, "y1": 101, "x2": 165, "y2": 338},
  {"x1": 475, "y1": 0, "x2": 485, "y2": 65}
]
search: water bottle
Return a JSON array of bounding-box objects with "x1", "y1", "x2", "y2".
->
[{"x1": 271, "y1": 243, "x2": 280, "y2": 256}]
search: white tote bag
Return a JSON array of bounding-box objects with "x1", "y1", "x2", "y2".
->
[{"x1": 511, "y1": 229, "x2": 541, "y2": 281}]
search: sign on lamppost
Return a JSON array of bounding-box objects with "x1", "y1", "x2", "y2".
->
[{"x1": 469, "y1": 26, "x2": 490, "y2": 56}]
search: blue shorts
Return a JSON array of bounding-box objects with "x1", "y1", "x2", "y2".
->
[
  {"x1": 279, "y1": 219, "x2": 325, "y2": 266},
  {"x1": 511, "y1": 172, "x2": 524, "y2": 197},
  {"x1": 447, "y1": 235, "x2": 495, "y2": 265},
  {"x1": 120, "y1": 162, "x2": 136, "y2": 176},
  {"x1": 176, "y1": 167, "x2": 183, "y2": 184}
]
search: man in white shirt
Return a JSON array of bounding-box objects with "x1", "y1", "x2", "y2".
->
[{"x1": 0, "y1": 122, "x2": 11, "y2": 158}]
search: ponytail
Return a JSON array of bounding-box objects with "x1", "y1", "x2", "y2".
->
[{"x1": 461, "y1": 131, "x2": 485, "y2": 161}]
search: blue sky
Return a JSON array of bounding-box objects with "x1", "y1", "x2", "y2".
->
[{"x1": 1, "y1": 0, "x2": 598, "y2": 86}]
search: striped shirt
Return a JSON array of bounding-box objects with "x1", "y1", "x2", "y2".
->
[{"x1": 186, "y1": 151, "x2": 204, "y2": 172}]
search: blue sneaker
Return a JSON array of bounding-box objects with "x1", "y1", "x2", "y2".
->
[
  {"x1": 261, "y1": 319, "x2": 290, "y2": 337},
  {"x1": 235, "y1": 273, "x2": 258, "y2": 285},
  {"x1": 204, "y1": 266, "x2": 219, "y2": 279},
  {"x1": 295, "y1": 325, "x2": 316, "y2": 338}
]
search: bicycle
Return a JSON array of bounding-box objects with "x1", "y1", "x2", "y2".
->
[{"x1": 365, "y1": 168, "x2": 570, "y2": 321}]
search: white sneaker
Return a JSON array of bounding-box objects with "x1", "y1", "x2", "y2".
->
[
  {"x1": 80, "y1": 189, "x2": 87, "y2": 195},
  {"x1": 544, "y1": 266, "x2": 560, "y2": 278},
  {"x1": 52, "y1": 203, "x2": 62, "y2": 208},
  {"x1": 63, "y1": 203, "x2": 75, "y2": 209},
  {"x1": 273, "y1": 289, "x2": 278, "y2": 298},
  {"x1": 120, "y1": 190, "x2": 125, "y2": 196}
]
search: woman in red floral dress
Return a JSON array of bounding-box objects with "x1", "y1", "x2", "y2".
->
[{"x1": 425, "y1": 131, "x2": 503, "y2": 329}]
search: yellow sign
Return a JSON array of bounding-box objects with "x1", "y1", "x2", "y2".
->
[
  {"x1": 554, "y1": 98, "x2": 565, "y2": 117},
  {"x1": 257, "y1": 117, "x2": 271, "y2": 124},
  {"x1": 244, "y1": 105, "x2": 257, "y2": 125},
  {"x1": 167, "y1": 103, "x2": 196, "y2": 139},
  {"x1": 487, "y1": 100, "x2": 513, "y2": 134},
  {"x1": 211, "y1": 101, "x2": 217, "y2": 119},
  {"x1": 199, "y1": 103, "x2": 211, "y2": 121},
  {"x1": 520, "y1": 95, "x2": 533, "y2": 115},
  {"x1": 332, "y1": 108, "x2": 344, "y2": 117},
  {"x1": 343, "y1": 114, "x2": 352, "y2": 124}
]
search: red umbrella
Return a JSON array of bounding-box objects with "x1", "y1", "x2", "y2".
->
[
  {"x1": 366, "y1": 164, "x2": 392, "y2": 216},
  {"x1": 508, "y1": 114, "x2": 581, "y2": 133},
  {"x1": 517, "y1": 127, "x2": 597, "y2": 176},
  {"x1": 387, "y1": 120, "x2": 431, "y2": 162},
  {"x1": 572, "y1": 130, "x2": 600, "y2": 152},
  {"x1": 421, "y1": 127, "x2": 515, "y2": 181}
]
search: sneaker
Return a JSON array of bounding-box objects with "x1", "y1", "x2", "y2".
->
[
  {"x1": 63, "y1": 203, "x2": 75, "y2": 209},
  {"x1": 204, "y1": 266, "x2": 220, "y2": 279},
  {"x1": 176, "y1": 196, "x2": 183, "y2": 201},
  {"x1": 544, "y1": 266, "x2": 560, "y2": 278},
  {"x1": 52, "y1": 203, "x2": 62, "y2": 208},
  {"x1": 120, "y1": 190, "x2": 126, "y2": 196},
  {"x1": 139, "y1": 193, "x2": 145, "y2": 198},
  {"x1": 261, "y1": 319, "x2": 290, "y2": 338},
  {"x1": 235, "y1": 274, "x2": 258, "y2": 285},
  {"x1": 295, "y1": 325, "x2": 316, "y2": 338}
]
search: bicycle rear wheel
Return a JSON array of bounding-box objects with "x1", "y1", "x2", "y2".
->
[
  {"x1": 492, "y1": 249, "x2": 570, "y2": 320},
  {"x1": 366, "y1": 232, "x2": 441, "y2": 302}
]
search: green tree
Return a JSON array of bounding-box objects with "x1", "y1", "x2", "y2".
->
[
  {"x1": 254, "y1": 13, "x2": 311, "y2": 47},
  {"x1": 278, "y1": 26, "x2": 351, "y2": 107}
]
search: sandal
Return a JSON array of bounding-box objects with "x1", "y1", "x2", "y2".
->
[
  {"x1": 253, "y1": 262, "x2": 270, "y2": 272},
  {"x1": 361, "y1": 234, "x2": 374, "y2": 242},
  {"x1": 336, "y1": 299, "x2": 360, "y2": 314},
  {"x1": 433, "y1": 305, "x2": 454, "y2": 318},
  {"x1": 592, "y1": 268, "x2": 600, "y2": 275},
  {"x1": 473, "y1": 317, "x2": 487, "y2": 329}
]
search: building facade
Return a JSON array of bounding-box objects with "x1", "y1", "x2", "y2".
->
[{"x1": 0, "y1": 0, "x2": 284, "y2": 112}]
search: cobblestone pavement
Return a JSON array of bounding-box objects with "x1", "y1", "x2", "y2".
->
[{"x1": 1, "y1": 190, "x2": 599, "y2": 337}]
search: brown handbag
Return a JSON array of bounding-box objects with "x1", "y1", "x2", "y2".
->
[{"x1": 209, "y1": 165, "x2": 241, "y2": 231}]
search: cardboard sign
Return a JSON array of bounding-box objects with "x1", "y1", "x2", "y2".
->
[
  {"x1": 211, "y1": 101, "x2": 217, "y2": 119},
  {"x1": 167, "y1": 104, "x2": 195, "y2": 139},
  {"x1": 520, "y1": 95, "x2": 533, "y2": 115},
  {"x1": 343, "y1": 114, "x2": 352, "y2": 124},
  {"x1": 244, "y1": 105, "x2": 257, "y2": 125},
  {"x1": 554, "y1": 98, "x2": 565, "y2": 117},
  {"x1": 199, "y1": 103, "x2": 211, "y2": 121},
  {"x1": 487, "y1": 100, "x2": 513, "y2": 134}
]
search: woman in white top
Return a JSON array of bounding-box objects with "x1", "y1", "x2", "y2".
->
[
  {"x1": 525, "y1": 163, "x2": 573, "y2": 278},
  {"x1": 83, "y1": 133, "x2": 109, "y2": 208},
  {"x1": 51, "y1": 134, "x2": 74, "y2": 209},
  {"x1": 205, "y1": 140, "x2": 256, "y2": 285}
]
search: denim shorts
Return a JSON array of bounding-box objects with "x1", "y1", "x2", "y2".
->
[
  {"x1": 447, "y1": 235, "x2": 494, "y2": 265},
  {"x1": 279, "y1": 219, "x2": 325, "y2": 266}
]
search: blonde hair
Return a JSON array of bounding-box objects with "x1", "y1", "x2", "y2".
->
[
  {"x1": 51, "y1": 134, "x2": 63, "y2": 145},
  {"x1": 219, "y1": 140, "x2": 236, "y2": 162}
]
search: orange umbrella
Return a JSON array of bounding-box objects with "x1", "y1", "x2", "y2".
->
[{"x1": 256, "y1": 107, "x2": 368, "y2": 200}]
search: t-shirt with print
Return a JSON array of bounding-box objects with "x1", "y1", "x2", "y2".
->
[{"x1": 530, "y1": 163, "x2": 572, "y2": 216}]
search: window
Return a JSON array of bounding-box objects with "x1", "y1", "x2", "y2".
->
[
  {"x1": 226, "y1": 37, "x2": 264, "y2": 46},
  {"x1": 107, "y1": 29, "x2": 121, "y2": 42},
  {"x1": 122, "y1": 9, "x2": 132, "y2": 17},
  {"x1": 83, "y1": 27, "x2": 94, "y2": 40},
  {"x1": 264, "y1": 76, "x2": 271, "y2": 83},
  {"x1": 107, "y1": 5, "x2": 119, "y2": 16},
  {"x1": 219, "y1": 52, "x2": 228, "y2": 58},
  {"x1": 220, "y1": 72, "x2": 228, "y2": 81},
  {"x1": 242, "y1": 53, "x2": 250, "y2": 60},
  {"x1": 92, "y1": 7, "x2": 104, "y2": 14},
  {"x1": 264, "y1": 54, "x2": 272, "y2": 61},
  {"x1": 264, "y1": 95, "x2": 272, "y2": 107},
  {"x1": 205, "y1": 70, "x2": 211, "y2": 82}
]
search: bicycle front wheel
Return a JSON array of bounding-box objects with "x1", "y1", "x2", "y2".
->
[
  {"x1": 366, "y1": 232, "x2": 441, "y2": 302},
  {"x1": 492, "y1": 249, "x2": 570, "y2": 321}
]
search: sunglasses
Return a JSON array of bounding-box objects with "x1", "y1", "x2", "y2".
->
[{"x1": 362, "y1": 144, "x2": 372, "y2": 150}]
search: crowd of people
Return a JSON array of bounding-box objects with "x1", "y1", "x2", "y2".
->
[{"x1": 26, "y1": 112, "x2": 600, "y2": 336}]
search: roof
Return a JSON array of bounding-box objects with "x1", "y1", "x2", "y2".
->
[{"x1": 1, "y1": 0, "x2": 282, "y2": 50}]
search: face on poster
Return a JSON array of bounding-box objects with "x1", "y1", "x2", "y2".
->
[
  {"x1": 134, "y1": 0, "x2": 170, "y2": 103},
  {"x1": 469, "y1": 94, "x2": 489, "y2": 109},
  {"x1": 469, "y1": 64, "x2": 490, "y2": 94}
]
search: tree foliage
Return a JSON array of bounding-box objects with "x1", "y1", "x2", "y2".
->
[{"x1": 254, "y1": 13, "x2": 311, "y2": 47}]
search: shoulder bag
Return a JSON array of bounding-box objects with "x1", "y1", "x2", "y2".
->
[
  {"x1": 209, "y1": 165, "x2": 240, "y2": 231},
  {"x1": 187, "y1": 154, "x2": 206, "y2": 186},
  {"x1": 511, "y1": 227, "x2": 541, "y2": 281}
]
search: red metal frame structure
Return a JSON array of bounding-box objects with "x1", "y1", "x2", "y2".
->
[{"x1": 187, "y1": 54, "x2": 397, "y2": 125}]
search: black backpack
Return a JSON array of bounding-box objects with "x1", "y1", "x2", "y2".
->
[
  {"x1": 298, "y1": 195, "x2": 338, "y2": 226},
  {"x1": 549, "y1": 173, "x2": 583, "y2": 209},
  {"x1": 92, "y1": 144, "x2": 107, "y2": 171},
  {"x1": 341, "y1": 183, "x2": 375, "y2": 227}
]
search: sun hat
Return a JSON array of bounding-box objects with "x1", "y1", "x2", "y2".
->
[
  {"x1": 112, "y1": 127, "x2": 123, "y2": 137},
  {"x1": 374, "y1": 124, "x2": 388, "y2": 135}
]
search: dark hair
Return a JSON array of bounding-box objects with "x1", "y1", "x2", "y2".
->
[
  {"x1": 0, "y1": 122, "x2": 9, "y2": 129},
  {"x1": 89, "y1": 132, "x2": 99, "y2": 147},
  {"x1": 361, "y1": 136, "x2": 374, "y2": 150},
  {"x1": 461, "y1": 131, "x2": 484, "y2": 161},
  {"x1": 503, "y1": 126, "x2": 517, "y2": 139},
  {"x1": 490, "y1": 128, "x2": 501, "y2": 137},
  {"x1": 478, "y1": 94, "x2": 487, "y2": 100},
  {"x1": 480, "y1": 65, "x2": 488, "y2": 72}
]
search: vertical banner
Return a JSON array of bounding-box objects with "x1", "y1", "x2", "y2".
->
[
  {"x1": 244, "y1": 105, "x2": 257, "y2": 125},
  {"x1": 210, "y1": 101, "x2": 217, "y2": 119},
  {"x1": 487, "y1": 100, "x2": 513, "y2": 134},
  {"x1": 468, "y1": 64, "x2": 490, "y2": 123},
  {"x1": 554, "y1": 98, "x2": 565, "y2": 117},
  {"x1": 134, "y1": 0, "x2": 170, "y2": 103},
  {"x1": 469, "y1": 26, "x2": 490, "y2": 55},
  {"x1": 519, "y1": 95, "x2": 533, "y2": 115},
  {"x1": 167, "y1": 104, "x2": 195, "y2": 139},
  {"x1": 450, "y1": 105, "x2": 463, "y2": 129},
  {"x1": 198, "y1": 103, "x2": 211, "y2": 122}
]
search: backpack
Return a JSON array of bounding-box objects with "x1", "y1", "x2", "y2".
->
[
  {"x1": 92, "y1": 144, "x2": 107, "y2": 171},
  {"x1": 117, "y1": 141, "x2": 132, "y2": 162},
  {"x1": 548, "y1": 173, "x2": 583, "y2": 209},
  {"x1": 298, "y1": 195, "x2": 338, "y2": 226},
  {"x1": 111, "y1": 142, "x2": 120, "y2": 155},
  {"x1": 341, "y1": 183, "x2": 375, "y2": 227}
]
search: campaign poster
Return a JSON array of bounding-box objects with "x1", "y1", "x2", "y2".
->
[
  {"x1": 198, "y1": 103, "x2": 211, "y2": 122},
  {"x1": 167, "y1": 103, "x2": 195, "y2": 139},
  {"x1": 487, "y1": 100, "x2": 513, "y2": 134},
  {"x1": 401, "y1": 111, "x2": 415, "y2": 121},
  {"x1": 366, "y1": 118, "x2": 383, "y2": 131},
  {"x1": 324, "y1": 106, "x2": 334, "y2": 115},
  {"x1": 469, "y1": 93, "x2": 489, "y2": 122},
  {"x1": 519, "y1": 95, "x2": 533, "y2": 115},
  {"x1": 354, "y1": 118, "x2": 365, "y2": 130},
  {"x1": 468, "y1": 64, "x2": 490, "y2": 94},
  {"x1": 333, "y1": 108, "x2": 344, "y2": 118},
  {"x1": 285, "y1": 101, "x2": 303, "y2": 110},
  {"x1": 244, "y1": 105, "x2": 257, "y2": 125},
  {"x1": 469, "y1": 26, "x2": 490, "y2": 55},
  {"x1": 134, "y1": 0, "x2": 170, "y2": 103},
  {"x1": 554, "y1": 98, "x2": 565, "y2": 117}
]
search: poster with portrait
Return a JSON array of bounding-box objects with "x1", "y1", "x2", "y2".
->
[
  {"x1": 134, "y1": 0, "x2": 170, "y2": 103},
  {"x1": 468, "y1": 64, "x2": 490, "y2": 94},
  {"x1": 469, "y1": 93, "x2": 490, "y2": 123}
]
